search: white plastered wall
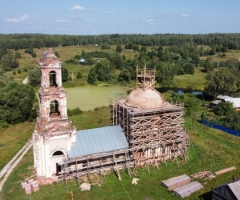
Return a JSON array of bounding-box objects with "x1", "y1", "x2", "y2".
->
[{"x1": 33, "y1": 129, "x2": 76, "y2": 178}]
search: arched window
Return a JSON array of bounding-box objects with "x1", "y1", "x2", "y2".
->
[
  {"x1": 52, "y1": 151, "x2": 64, "y2": 156},
  {"x1": 49, "y1": 71, "x2": 57, "y2": 87},
  {"x1": 50, "y1": 100, "x2": 60, "y2": 117}
]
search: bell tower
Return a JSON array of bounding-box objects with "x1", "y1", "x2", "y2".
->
[{"x1": 33, "y1": 49, "x2": 76, "y2": 178}]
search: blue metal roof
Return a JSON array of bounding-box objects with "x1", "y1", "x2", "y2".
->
[{"x1": 67, "y1": 125, "x2": 128, "y2": 158}]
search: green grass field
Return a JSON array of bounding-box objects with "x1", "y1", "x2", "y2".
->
[
  {"x1": 0, "y1": 122, "x2": 34, "y2": 171},
  {"x1": 173, "y1": 68, "x2": 206, "y2": 90},
  {"x1": 66, "y1": 85, "x2": 131, "y2": 111},
  {"x1": 1, "y1": 113, "x2": 240, "y2": 200}
]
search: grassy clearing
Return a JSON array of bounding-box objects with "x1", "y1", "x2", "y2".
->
[
  {"x1": 1, "y1": 109, "x2": 240, "y2": 200},
  {"x1": 66, "y1": 86, "x2": 130, "y2": 111},
  {"x1": 0, "y1": 122, "x2": 34, "y2": 172},
  {"x1": 173, "y1": 68, "x2": 206, "y2": 90}
]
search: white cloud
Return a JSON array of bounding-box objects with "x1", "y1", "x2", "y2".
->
[
  {"x1": 182, "y1": 14, "x2": 190, "y2": 17},
  {"x1": 145, "y1": 19, "x2": 154, "y2": 24},
  {"x1": 107, "y1": 11, "x2": 114, "y2": 14},
  {"x1": 69, "y1": 5, "x2": 86, "y2": 11},
  {"x1": 6, "y1": 15, "x2": 29, "y2": 22},
  {"x1": 86, "y1": 18, "x2": 96, "y2": 23},
  {"x1": 55, "y1": 19, "x2": 71, "y2": 22}
]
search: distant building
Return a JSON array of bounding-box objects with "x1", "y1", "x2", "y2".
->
[
  {"x1": 212, "y1": 95, "x2": 240, "y2": 111},
  {"x1": 78, "y1": 58, "x2": 86, "y2": 64}
]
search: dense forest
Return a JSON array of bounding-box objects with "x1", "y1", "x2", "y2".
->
[
  {"x1": 1, "y1": 33, "x2": 240, "y2": 50},
  {"x1": 0, "y1": 33, "x2": 240, "y2": 130}
]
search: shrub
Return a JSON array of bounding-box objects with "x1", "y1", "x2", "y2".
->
[
  {"x1": 76, "y1": 72, "x2": 82, "y2": 79},
  {"x1": 67, "y1": 107, "x2": 83, "y2": 116},
  {"x1": 65, "y1": 59, "x2": 76, "y2": 64}
]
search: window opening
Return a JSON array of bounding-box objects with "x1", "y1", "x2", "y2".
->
[
  {"x1": 50, "y1": 100, "x2": 60, "y2": 117},
  {"x1": 49, "y1": 71, "x2": 57, "y2": 87}
]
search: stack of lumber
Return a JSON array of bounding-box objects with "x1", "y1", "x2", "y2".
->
[{"x1": 162, "y1": 174, "x2": 191, "y2": 190}]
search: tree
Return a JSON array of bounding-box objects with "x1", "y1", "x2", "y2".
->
[
  {"x1": 61, "y1": 67, "x2": 69, "y2": 82},
  {"x1": 109, "y1": 53, "x2": 124, "y2": 69},
  {"x1": 28, "y1": 68, "x2": 41, "y2": 87},
  {"x1": 0, "y1": 81, "x2": 36, "y2": 124},
  {"x1": 214, "y1": 101, "x2": 234, "y2": 116},
  {"x1": 118, "y1": 68, "x2": 131, "y2": 82},
  {"x1": 2, "y1": 52, "x2": 19, "y2": 70},
  {"x1": 204, "y1": 68, "x2": 238, "y2": 97},
  {"x1": 94, "y1": 61, "x2": 110, "y2": 82},
  {"x1": 101, "y1": 43, "x2": 110, "y2": 49},
  {"x1": 55, "y1": 51, "x2": 60, "y2": 58},
  {"x1": 81, "y1": 50, "x2": 86, "y2": 57},
  {"x1": 183, "y1": 63, "x2": 195, "y2": 74},
  {"x1": 87, "y1": 67, "x2": 97, "y2": 85},
  {"x1": 76, "y1": 72, "x2": 82, "y2": 79},
  {"x1": 203, "y1": 59, "x2": 215, "y2": 72},
  {"x1": 116, "y1": 44, "x2": 122, "y2": 53},
  {"x1": 156, "y1": 62, "x2": 175, "y2": 86}
]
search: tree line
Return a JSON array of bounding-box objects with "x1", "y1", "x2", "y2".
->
[{"x1": 1, "y1": 33, "x2": 240, "y2": 54}]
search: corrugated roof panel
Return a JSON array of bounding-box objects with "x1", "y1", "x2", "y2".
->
[
  {"x1": 68, "y1": 125, "x2": 128, "y2": 158},
  {"x1": 173, "y1": 181, "x2": 203, "y2": 198}
]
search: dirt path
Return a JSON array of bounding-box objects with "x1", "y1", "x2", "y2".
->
[{"x1": 0, "y1": 139, "x2": 33, "y2": 191}]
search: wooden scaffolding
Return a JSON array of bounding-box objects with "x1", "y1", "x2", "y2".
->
[
  {"x1": 110, "y1": 66, "x2": 188, "y2": 172},
  {"x1": 59, "y1": 66, "x2": 188, "y2": 181}
]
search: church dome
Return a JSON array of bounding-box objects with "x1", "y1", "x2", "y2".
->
[{"x1": 126, "y1": 87, "x2": 164, "y2": 109}]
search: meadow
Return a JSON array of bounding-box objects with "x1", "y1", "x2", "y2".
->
[{"x1": 66, "y1": 85, "x2": 130, "y2": 111}]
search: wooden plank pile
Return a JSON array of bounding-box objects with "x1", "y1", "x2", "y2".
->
[
  {"x1": 162, "y1": 174, "x2": 191, "y2": 190},
  {"x1": 161, "y1": 166, "x2": 237, "y2": 198}
]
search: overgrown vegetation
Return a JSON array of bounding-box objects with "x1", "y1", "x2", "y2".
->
[{"x1": 0, "y1": 81, "x2": 37, "y2": 126}]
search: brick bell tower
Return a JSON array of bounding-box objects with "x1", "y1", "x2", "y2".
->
[{"x1": 32, "y1": 48, "x2": 76, "y2": 178}]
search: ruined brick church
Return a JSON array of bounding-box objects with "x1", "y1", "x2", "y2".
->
[{"x1": 33, "y1": 49, "x2": 188, "y2": 180}]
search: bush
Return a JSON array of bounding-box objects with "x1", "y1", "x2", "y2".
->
[
  {"x1": 65, "y1": 59, "x2": 76, "y2": 64},
  {"x1": 67, "y1": 107, "x2": 83, "y2": 116},
  {"x1": 76, "y1": 72, "x2": 82, "y2": 79},
  {"x1": 74, "y1": 55, "x2": 81, "y2": 60},
  {"x1": 0, "y1": 120, "x2": 9, "y2": 128}
]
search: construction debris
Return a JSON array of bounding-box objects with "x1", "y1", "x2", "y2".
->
[
  {"x1": 21, "y1": 179, "x2": 39, "y2": 194},
  {"x1": 215, "y1": 166, "x2": 236, "y2": 176},
  {"x1": 131, "y1": 178, "x2": 139, "y2": 185},
  {"x1": 173, "y1": 181, "x2": 203, "y2": 198},
  {"x1": 162, "y1": 175, "x2": 191, "y2": 190},
  {"x1": 79, "y1": 183, "x2": 91, "y2": 191},
  {"x1": 191, "y1": 171, "x2": 215, "y2": 180}
]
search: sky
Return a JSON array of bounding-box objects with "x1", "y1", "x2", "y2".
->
[{"x1": 1, "y1": 0, "x2": 240, "y2": 35}]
